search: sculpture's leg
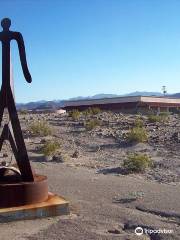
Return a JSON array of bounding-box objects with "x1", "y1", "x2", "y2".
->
[
  {"x1": 0, "y1": 87, "x2": 6, "y2": 126},
  {"x1": 7, "y1": 87, "x2": 34, "y2": 182},
  {"x1": 7, "y1": 125, "x2": 18, "y2": 161}
]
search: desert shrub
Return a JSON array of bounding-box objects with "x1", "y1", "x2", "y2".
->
[
  {"x1": 91, "y1": 107, "x2": 101, "y2": 115},
  {"x1": 83, "y1": 108, "x2": 91, "y2": 116},
  {"x1": 127, "y1": 127, "x2": 148, "y2": 143},
  {"x1": 41, "y1": 140, "x2": 60, "y2": 156},
  {"x1": 85, "y1": 119, "x2": 101, "y2": 131},
  {"x1": 148, "y1": 115, "x2": 161, "y2": 123},
  {"x1": 134, "y1": 118, "x2": 144, "y2": 128},
  {"x1": 29, "y1": 120, "x2": 52, "y2": 136},
  {"x1": 69, "y1": 109, "x2": 80, "y2": 120},
  {"x1": 128, "y1": 191, "x2": 145, "y2": 200},
  {"x1": 123, "y1": 153, "x2": 152, "y2": 173},
  {"x1": 148, "y1": 113, "x2": 169, "y2": 123},
  {"x1": 19, "y1": 109, "x2": 28, "y2": 115},
  {"x1": 159, "y1": 112, "x2": 170, "y2": 117},
  {"x1": 83, "y1": 107, "x2": 101, "y2": 116}
]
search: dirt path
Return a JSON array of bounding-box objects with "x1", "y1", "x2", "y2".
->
[{"x1": 0, "y1": 162, "x2": 179, "y2": 240}]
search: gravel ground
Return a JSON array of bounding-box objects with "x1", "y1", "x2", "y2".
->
[
  {"x1": 0, "y1": 112, "x2": 180, "y2": 239},
  {"x1": 21, "y1": 112, "x2": 180, "y2": 184}
]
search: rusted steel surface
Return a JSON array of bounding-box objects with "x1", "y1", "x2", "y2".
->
[
  {"x1": 0, "y1": 193, "x2": 69, "y2": 222},
  {"x1": 0, "y1": 18, "x2": 34, "y2": 181},
  {"x1": 0, "y1": 175, "x2": 48, "y2": 208}
]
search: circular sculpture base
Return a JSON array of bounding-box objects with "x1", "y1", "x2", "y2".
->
[{"x1": 0, "y1": 175, "x2": 48, "y2": 208}]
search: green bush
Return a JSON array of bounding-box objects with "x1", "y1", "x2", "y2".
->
[
  {"x1": 123, "y1": 153, "x2": 152, "y2": 173},
  {"x1": 148, "y1": 115, "x2": 161, "y2": 123},
  {"x1": 19, "y1": 109, "x2": 28, "y2": 115},
  {"x1": 69, "y1": 109, "x2": 80, "y2": 120},
  {"x1": 83, "y1": 108, "x2": 91, "y2": 117},
  {"x1": 127, "y1": 127, "x2": 148, "y2": 143},
  {"x1": 159, "y1": 112, "x2": 170, "y2": 118},
  {"x1": 148, "y1": 113, "x2": 169, "y2": 123},
  {"x1": 85, "y1": 119, "x2": 101, "y2": 131},
  {"x1": 41, "y1": 140, "x2": 60, "y2": 156},
  {"x1": 91, "y1": 107, "x2": 101, "y2": 115},
  {"x1": 83, "y1": 107, "x2": 101, "y2": 116},
  {"x1": 134, "y1": 118, "x2": 144, "y2": 128},
  {"x1": 29, "y1": 121, "x2": 52, "y2": 136}
]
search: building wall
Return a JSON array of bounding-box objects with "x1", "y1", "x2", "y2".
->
[
  {"x1": 65, "y1": 102, "x2": 140, "y2": 113},
  {"x1": 64, "y1": 97, "x2": 180, "y2": 114}
]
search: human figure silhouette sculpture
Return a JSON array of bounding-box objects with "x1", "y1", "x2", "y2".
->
[{"x1": 0, "y1": 18, "x2": 34, "y2": 181}]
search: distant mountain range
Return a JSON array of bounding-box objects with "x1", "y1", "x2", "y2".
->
[{"x1": 16, "y1": 91, "x2": 180, "y2": 110}]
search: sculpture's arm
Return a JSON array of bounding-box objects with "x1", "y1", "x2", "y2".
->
[{"x1": 13, "y1": 32, "x2": 32, "y2": 83}]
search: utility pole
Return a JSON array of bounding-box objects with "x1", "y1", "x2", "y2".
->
[{"x1": 162, "y1": 86, "x2": 167, "y2": 96}]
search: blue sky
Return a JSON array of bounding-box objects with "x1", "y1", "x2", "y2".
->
[{"x1": 0, "y1": 0, "x2": 180, "y2": 103}]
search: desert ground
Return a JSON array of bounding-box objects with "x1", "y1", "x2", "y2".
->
[{"x1": 0, "y1": 110, "x2": 180, "y2": 240}]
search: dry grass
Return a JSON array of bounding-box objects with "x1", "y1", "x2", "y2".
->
[
  {"x1": 127, "y1": 127, "x2": 148, "y2": 143},
  {"x1": 84, "y1": 119, "x2": 101, "y2": 131},
  {"x1": 123, "y1": 153, "x2": 152, "y2": 173},
  {"x1": 29, "y1": 120, "x2": 52, "y2": 136},
  {"x1": 40, "y1": 140, "x2": 60, "y2": 156}
]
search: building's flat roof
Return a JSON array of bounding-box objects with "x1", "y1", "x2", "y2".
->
[{"x1": 64, "y1": 96, "x2": 180, "y2": 107}]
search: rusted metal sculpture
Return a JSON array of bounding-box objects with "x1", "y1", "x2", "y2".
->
[{"x1": 0, "y1": 18, "x2": 48, "y2": 208}]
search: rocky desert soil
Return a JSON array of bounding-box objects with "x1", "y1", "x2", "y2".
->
[{"x1": 0, "y1": 111, "x2": 180, "y2": 240}]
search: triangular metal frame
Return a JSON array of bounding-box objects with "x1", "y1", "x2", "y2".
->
[{"x1": 0, "y1": 124, "x2": 18, "y2": 162}]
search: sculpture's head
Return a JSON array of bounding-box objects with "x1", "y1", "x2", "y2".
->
[{"x1": 1, "y1": 18, "x2": 11, "y2": 31}]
